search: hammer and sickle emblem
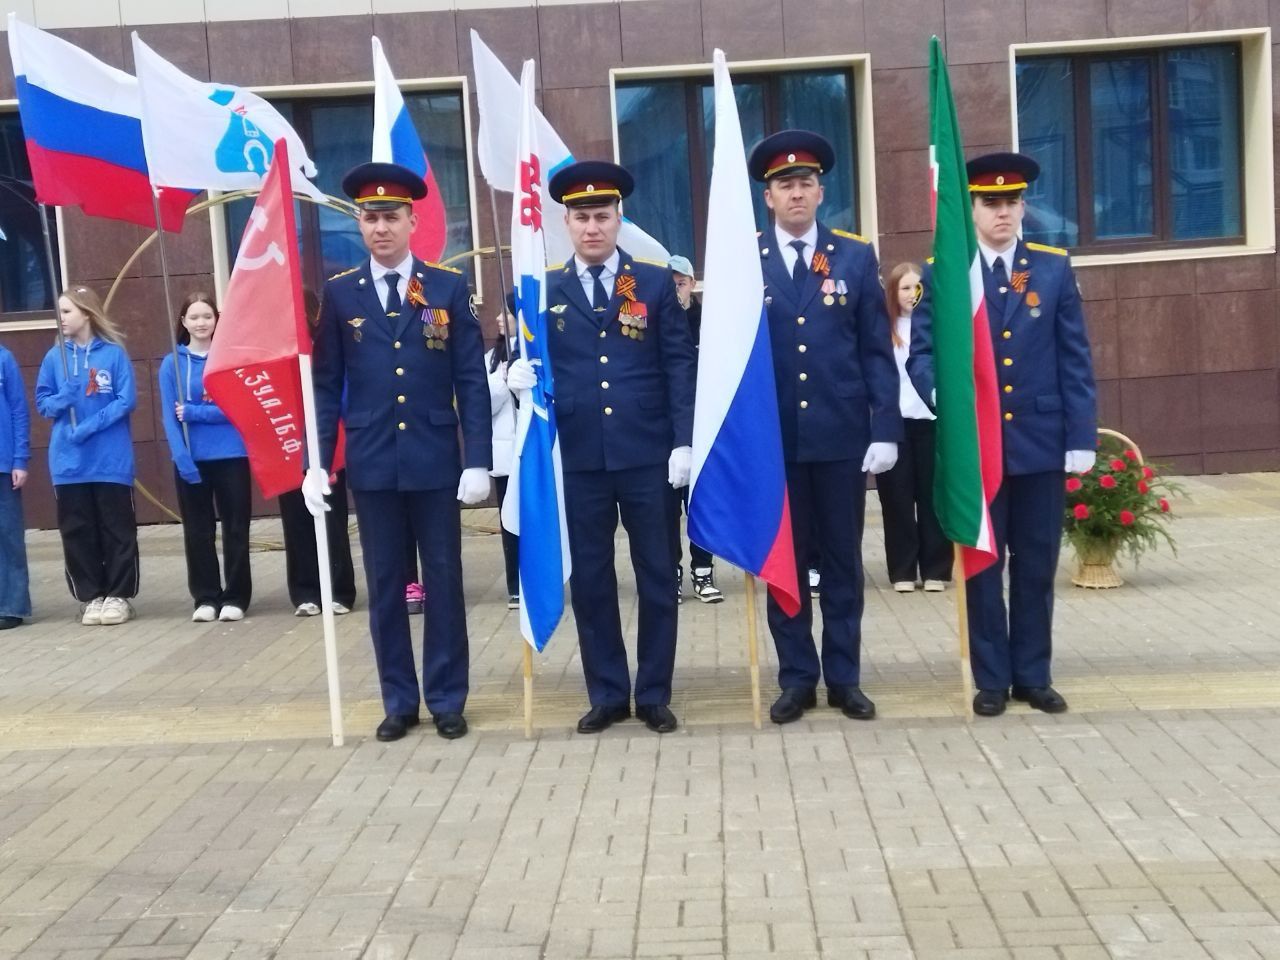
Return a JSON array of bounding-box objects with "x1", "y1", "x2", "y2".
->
[{"x1": 236, "y1": 207, "x2": 286, "y2": 271}]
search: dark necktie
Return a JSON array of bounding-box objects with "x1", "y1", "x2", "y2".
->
[
  {"x1": 384, "y1": 271, "x2": 402, "y2": 315},
  {"x1": 790, "y1": 239, "x2": 808, "y2": 291},
  {"x1": 990, "y1": 257, "x2": 1008, "y2": 295},
  {"x1": 588, "y1": 264, "x2": 608, "y2": 311}
]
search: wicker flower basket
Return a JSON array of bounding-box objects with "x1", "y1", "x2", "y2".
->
[{"x1": 1069, "y1": 428, "x2": 1142, "y2": 589}]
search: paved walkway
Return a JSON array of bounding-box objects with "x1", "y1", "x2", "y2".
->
[{"x1": 2, "y1": 473, "x2": 1280, "y2": 959}]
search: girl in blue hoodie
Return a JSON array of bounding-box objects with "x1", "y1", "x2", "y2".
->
[
  {"x1": 159, "y1": 292, "x2": 252, "y2": 623},
  {"x1": 0, "y1": 342, "x2": 32, "y2": 629},
  {"x1": 34, "y1": 284, "x2": 139, "y2": 627}
]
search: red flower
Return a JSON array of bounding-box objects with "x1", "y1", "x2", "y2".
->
[
  {"x1": 1119, "y1": 510, "x2": 1136, "y2": 526},
  {"x1": 1073, "y1": 504, "x2": 1090, "y2": 520},
  {"x1": 1065, "y1": 477, "x2": 1083, "y2": 492},
  {"x1": 1142, "y1": 466, "x2": 1154, "y2": 480},
  {"x1": 1124, "y1": 449, "x2": 1138, "y2": 460},
  {"x1": 1099, "y1": 474, "x2": 1117, "y2": 489},
  {"x1": 1109, "y1": 458, "x2": 1127, "y2": 471},
  {"x1": 1159, "y1": 498, "x2": 1170, "y2": 513},
  {"x1": 1138, "y1": 480, "x2": 1149, "y2": 494}
]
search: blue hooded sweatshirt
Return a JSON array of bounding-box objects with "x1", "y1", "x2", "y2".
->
[
  {"x1": 159, "y1": 345, "x2": 248, "y2": 484},
  {"x1": 34, "y1": 337, "x2": 136, "y2": 487},
  {"x1": 0, "y1": 345, "x2": 30, "y2": 475}
]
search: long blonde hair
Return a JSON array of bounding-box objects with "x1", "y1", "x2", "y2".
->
[
  {"x1": 60, "y1": 283, "x2": 126, "y2": 345},
  {"x1": 883, "y1": 261, "x2": 922, "y2": 348}
]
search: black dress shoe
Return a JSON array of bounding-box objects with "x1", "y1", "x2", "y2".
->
[
  {"x1": 0, "y1": 616, "x2": 21, "y2": 630},
  {"x1": 769, "y1": 687, "x2": 817, "y2": 724},
  {"x1": 433, "y1": 712, "x2": 468, "y2": 739},
  {"x1": 827, "y1": 685, "x2": 876, "y2": 720},
  {"x1": 636, "y1": 704, "x2": 677, "y2": 733},
  {"x1": 375, "y1": 713, "x2": 420, "y2": 742},
  {"x1": 1012, "y1": 686, "x2": 1068, "y2": 713},
  {"x1": 973, "y1": 689, "x2": 1009, "y2": 717},
  {"x1": 577, "y1": 704, "x2": 630, "y2": 734}
]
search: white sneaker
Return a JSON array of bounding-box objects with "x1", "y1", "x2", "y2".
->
[
  {"x1": 893, "y1": 581, "x2": 917, "y2": 593},
  {"x1": 331, "y1": 603, "x2": 350, "y2": 615},
  {"x1": 218, "y1": 605, "x2": 244, "y2": 622},
  {"x1": 99, "y1": 597, "x2": 133, "y2": 625},
  {"x1": 81, "y1": 597, "x2": 105, "y2": 626},
  {"x1": 923, "y1": 580, "x2": 947, "y2": 593},
  {"x1": 295, "y1": 603, "x2": 320, "y2": 617},
  {"x1": 192, "y1": 604, "x2": 217, "y2": 622}
]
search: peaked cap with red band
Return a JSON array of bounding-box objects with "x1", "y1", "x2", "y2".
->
[
  {"x1": 548, "y1": 160, "x2": 635, "y2": 207},
  {"x1": 966, "y1": 151, "x2": 1040, "y2": 195},
  {"x1": 748, "y1": 129, "x2": 835, "y2": 183},
  {"x1": 341, "y1": 161, "x2": 427, "y2": 210}
]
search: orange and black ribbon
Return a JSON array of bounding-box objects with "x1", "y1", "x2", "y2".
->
[
  {"x1": 811, "y1": 251, "x2": 831, "y2": 277},
  {"x1": 615, "y1": 274, "x2": 638, "y2": 301},
  {"x1": 1010, "y1": 270, "x2": 1030, "y2": 294}
]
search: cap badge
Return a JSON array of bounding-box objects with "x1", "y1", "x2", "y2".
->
[
  {"x1": 586, "y1": 184, "x2": 596, "y2": 193},
  {"x1": 995, "y1": 175, "x2": 1005, "y2": 185},
  {"x1": 787, "y1": 153, "x2": 796, "y2": 163},
  {"x1": 376, "y1": 185, "x2": 386, "y2": 196}
]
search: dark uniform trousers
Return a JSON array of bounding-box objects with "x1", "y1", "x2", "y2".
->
[
  {"x1": 313, "y1": 256, "x2": 492, "y2": 721},
  {"x1": 759, "y1": 224, "x2": 903, "y2": 691},
  {"x1": 908, "y1": 239, "x2": 1097, "y2": 694},
  {"x1": 545, "y1": 250, "x2": 697, "y2": 709}
]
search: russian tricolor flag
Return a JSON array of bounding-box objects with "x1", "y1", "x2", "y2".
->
[
  {"x1": 688, "y1": 50, "x2": 800, "y2": 617},
  {"x1": 371, "y1": 37, "x2": 447, "y2": 262},
  {"x1": 7, "y1": 15, "x2": 195, "y2": 232}
]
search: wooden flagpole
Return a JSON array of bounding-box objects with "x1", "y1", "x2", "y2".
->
[
  {"x1": 952, "y1": 544, "x2": 974, "y2": 720},
  {"x1": 743, "y1": 572, "x2": 762, "y2": 729}
]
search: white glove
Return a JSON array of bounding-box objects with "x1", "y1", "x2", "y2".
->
[
  {"x1": 861, "y1": 441, "x2": 899, "y2": 475},
  {"x1": 506, "y1": 357, "x2": 536, "y2": 394},
  {"x1": 1064, "y1": 449, "x2": 1096, "y2": 473},
  {"x1": 302, "y1": 466, "x2": 331, "y2": 517},
  {"x1": 668, "y1": 446, "x2": 692, "y2": 488},
  {"x1": 457, "y1": 466, "x2": 492, "y2": 505}
]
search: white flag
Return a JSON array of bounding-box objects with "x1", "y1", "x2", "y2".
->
[{"x1": 132, "y1": 33, "x2": 323, "y2": 201}]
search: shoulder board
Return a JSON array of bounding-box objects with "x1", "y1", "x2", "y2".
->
[
  {"x1": 925, "y1": 257, "x2": 935, "y2": 265},
  {"x1": 548, "y1": 262, "x2": 566, "y2": 272},
  {"x1": 327, "y1": 266, "x2": 359, "y2": 281},
  {"x1": 831, "y1": 228, "x2": 869, "y2": 243},
  {"x1": 632, "y1": 257, "x2": 668, "y2": 268},
  {"x1": 1026, "y1": 241, "x2": 1068, "y2": 257},
  {"x1": 423, "y1": 260, "x2": 462, "y2": 275}
]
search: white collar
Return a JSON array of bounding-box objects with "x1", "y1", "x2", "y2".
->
[
  {"x1": 370, "y1": 251, "x2": 415, "y2": 282},
  {"x1": 978, "y1": 239, "x2": 1017, "y2": 273},
  {"x1": 775, "y1": 222, "x2": 819, "y2": 252},
  {"x1": 576, "y1": 249, "x2": 620, "y2": 279}
]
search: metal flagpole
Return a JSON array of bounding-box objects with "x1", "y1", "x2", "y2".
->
[
  {"x1": 37, "y1": 203, "x2": 75, "y2": 427},
  {"x1": 952, "y1": 544, "x2": 974, "y2": 720},
  {"x1": 487, "y1": 184, "x2": 534, "y2": 738},
  {"x1": 743, "y1": 572, "x2": 762, "y2": 729},
  {"x1": 150, "y1": 190, "x2": 191, "y2": 447}
]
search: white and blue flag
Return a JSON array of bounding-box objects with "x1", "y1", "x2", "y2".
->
[{"x1": 500, "y1": 59, "x2": 571, "y2": 652}]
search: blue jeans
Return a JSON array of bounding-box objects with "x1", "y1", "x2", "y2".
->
[{"x1": 0, "y1": 474, "x2": 31, "y2": 619}]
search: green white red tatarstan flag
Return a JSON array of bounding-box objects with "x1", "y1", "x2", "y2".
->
[{"x1": 928, "y1": 36, "x2": 1002, "y2": 578}]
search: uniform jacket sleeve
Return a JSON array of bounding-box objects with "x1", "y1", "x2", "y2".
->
[
  {"x1": 2, "y1": 352, "x2": 30, "y2": 470},
  {"x1": 906, "y1": 262, "x2": 936, "y2": 408},
  {"x1": 856, "y1": 245, "x2": 904, "y2": 444},
  {"x1": 656, "y1": 272, "x2": 697, "y2": 448},
  {"x1": 157, "y1": 356, "x2": 201, "y2": 481},
  {"x1": 448, "y1": 272, "x2": 493, "y2": 471},
  {"x1": 1054, "y1": 258, "x2": 1098, "y2": 451},
  {"x1": 74, "y1": 347, "x2": 136, "y2": 440},
  {"x1": 311, "y1": 280, "x2": 345, "y2": 472}
]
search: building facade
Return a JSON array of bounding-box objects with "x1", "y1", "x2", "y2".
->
[{"x1": 1, "y1": 0, "x2": 1277, "y2": 528}]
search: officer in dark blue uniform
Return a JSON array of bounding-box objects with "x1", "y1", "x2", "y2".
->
[
  {"x1": 307, "y1": 162, "x2": 492, "y2": 742},
  {"x1": 907, "y1": 152, "x2": 1097, "y2": 717},
  {"x1": 747, "y1": 130, "x2": 903, "y2": 725},
  {"x1": 507, "y1": 161, "x2": 696, "y2": 735}
]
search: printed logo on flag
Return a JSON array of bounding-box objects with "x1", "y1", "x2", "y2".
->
[{"x1": 210, "y1": 89, "x2": 273, "y2": 176}]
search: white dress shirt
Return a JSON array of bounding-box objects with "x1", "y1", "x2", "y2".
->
[
  {"x1": 371, "y1": 252, "x2": 413, "y2": 313},
  {"x1": 977, "y1": 239, "x2": 1016, "y2": 279},
  {"x1": 894, "y1": 315, "x2": 935, "y2": 421},
  {"x1": 775, "y1": 222, "x2": 819, "y2": 274},
  {"x1": 576, "y1": 250, "x2": 620, "y2": 307}
]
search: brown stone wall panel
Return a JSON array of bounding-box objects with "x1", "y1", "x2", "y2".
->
[
  {"x1": 1025, "y1": 0, "x2": 1109, "y2": 42},
  {"x1": 1188, "y1": 0, "x2": 1269, "y2": 29},
  {"x1": 63, "y1": 214, "x2": 149, "y2": 284},
  {"x1": 1196, "y1": 289, "x2": 1277, "y2": 374},
  {"x1": 871, "y1": 68, "x2": 929, "y2": 154},
  {"x1": 22, "y1": 460, "x2": 56, "y2": 530},
  {"x1": 0, "y1": 37, "x2": 14, "y2": 100},
  {"x1": 877, "y1": 233, "x2": 932, "y2": 274},
  {"x1": 1075, "y1": 265, "x2": 1116, "y2": 302},
  {"x1": 1115, "y1": 260, "x2": 1196, "y2": 300},
  {"x1": 125, "y1": 23, "x2": 210, "y2": 81},
  {"x1": 133, "y1": 440, "x2": 169, "y2": 526},
  {"x1": 538, "y1": 4, "x2": 621, "y2": 91},
  {"x1": 865, "y1": 0, "x2": 944, "y2": 70},
  {"x1": 1200, "y1": 369, "x2": 1280, "y2": 452},
  {"x1": 701, "y1": 0, "x2": 783, "y2": 61},
  {"x1": 21, "y1": 363, "x2": 50, "y2": 448},
  {"x1": 943, "y1": 0, "x2": 1027, "y2": 66},
  {"x1": 621, "y1": 0, "x2": 704, "y2": 66},
  {"x1": 949, "y1": 62, "x2": 1014, "y2": 150},
  {"x1": 541, "y1": 86, "x2": 615, "y2": 162},
  {"x1": 373, "y1": 12, "x2": 459, "y2": 79},
  {"x1": 130, "y1": 359, "x2": 156, "y2": 445},
  {"x1": 1118, "y1": 374, "x2": 1201, "y2": 456},
  {"x1": 49, "y1": 26, "x2": 127, "y2": 69},
  {"x1": 1203, "y1": 448, "x2": 1280, "y2": 472},
  {"x1": 875, "y1": 150, "x2": 931, "y2": 234},
  {"x1": 1096, "y1": 378, "x2": 1121, "y2": 425},
  {"x1": 291, "y1": 15, "x2": 374, "y2": 85},
  {"x1": 1116, "y1": 295, "x2": 1197, "y2": 378},
  {"x1": 1194, "y1": 255, "x2": 1274, "y2": 294},
  {"x1": 783, "y1": 0, "x2": 865, "y2": 57},
  {"x1": 455, "y1": 7, "x2": 542, "y2": 85},
  {"x1": 207, "y1": 19, "x2": 295, "y2": 87},
  {"x1": 1107, "y1": 0, "x2": 1190, "y2": 36},
  {"x1": 1086, "y1": 298, "x2": 1119, "y2": 381},
  {"x1": 135, "y1": 209, "x2": 216, "y2": 280}
]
